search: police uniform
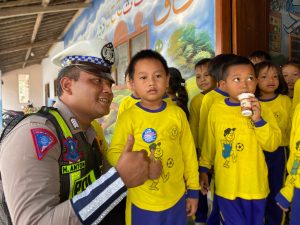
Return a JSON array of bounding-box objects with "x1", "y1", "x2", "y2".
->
[{"x1": 0, "y1": 39, "x2": 126, "y2": 225}]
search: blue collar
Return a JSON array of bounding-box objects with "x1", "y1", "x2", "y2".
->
[
  {"x1": 258, "y1": 94, "x2": 278, "y2": 102},
  {"x1": 225, "y1": 98, "x2": 240, "y2": 106},
  {"x1": 215, "y1": 88, "x2": 229, "y2": 97},
  {"x1": 136, "y1": 101, "x2": 167, "y2": 113}
]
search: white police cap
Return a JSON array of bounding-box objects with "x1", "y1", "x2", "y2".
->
[{"x1": 52, "y1": 39, "x2": 117, "y2": 82}]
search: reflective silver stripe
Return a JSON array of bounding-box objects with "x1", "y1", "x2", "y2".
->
[
  {"x1": 72, "y1": 168, "x2": 117, "y2": 203},
  {"x1": 79, "y1": 177, "x2": 124, "y2": 220},
  {"x1": 91, "y1": 192, "x2": 127, "y2": 225}
]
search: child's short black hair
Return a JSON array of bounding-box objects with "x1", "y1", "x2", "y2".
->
[
  {"x1": 195, "y1": 58, "x2": 211, "y2": 69},
  {"x1": 248, "y1": 50, "x2": 271, "y2": 61},
  {"x1": 282, "y1": 59, "x2": 300, "y2": 70},
  {"x1": 209, "y1": 54, "x2": 237, "y2": 82},
  {"x1": 127, "y1": 49, "x2": 169, "y2": 80},
  {"x1": 255, "y1": 61, "x2": 289, "y2": 96},
  {"x1": 220, "y1": 55, "x2": 254, "y2": 81}
]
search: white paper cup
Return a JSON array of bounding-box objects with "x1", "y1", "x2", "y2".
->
[{"x1": 237, "y1": 93, "x2": 254, "y2": 117}]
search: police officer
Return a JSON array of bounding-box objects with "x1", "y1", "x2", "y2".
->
[{"x1": 0, "y1": 39, "x2": 154, "y2": 225}]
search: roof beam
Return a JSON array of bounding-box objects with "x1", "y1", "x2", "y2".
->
[
  {"x1": 0, "y1": 0, "x2": 41, "y2": 8},
  {"x1": 0, "y1": 39, "x2": 56, "y2": 55},
  {"x1": 23, "y1": 0, "x2": 49, "y2": 68},
  {"x1": 0, "y1": 2, "x2": 90, "y2": 19}
]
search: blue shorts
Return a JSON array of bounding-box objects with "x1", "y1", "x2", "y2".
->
[
  {"x1": 131, "y1": 195, "x2": 187, "y2": 225},
  {"x1": 216, "y1": 195, "x2": 266, "y2": 225}
]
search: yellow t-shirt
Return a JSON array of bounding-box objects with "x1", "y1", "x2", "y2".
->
[
  {"x1": 108, "y1": 102, "x2": 200, "y2": 211},
  {"x1": 198, "y1": 88, "x2": 229, "y2": 151},
  {"x1": 278, "y1": 104, "x2": 300, "y2": 203},
  {"x1": 200, "y1": 98, "x2": 282, "y2": 200},
  {"x1": 259, "y1": 94, "x2": 291, "y2": 146},
  {"x1": 292, "y1": 79, "x2": 300, "y2": 117},
  {"x1": 117, "y1": 94, "x2": 140, "y2": 119},
  {"x1": 189, "y1": 92, "x2": 204, "y2": 149}
]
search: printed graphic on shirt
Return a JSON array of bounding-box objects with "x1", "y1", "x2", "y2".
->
[
  {"x1": 247, "y1": 119, "x2": 255, "y2": 129},
  {"x1": 273, "y1": 111, "x2": 281, "y2": 121},
  {"x1": 142, "y1": 128, "x2": 157, "y2": 143},
  {"x1": 30, "y1": 128, "x2": 58, "y2": 160},
  {"x1": 290, "y1": 140, "x2": 300, "y2": 184},
  {"x1": 149, "y1": 141, "x2": 170, "y2": 191},
  {"x1": 220, "y1": 128, "x2": 243, "y2": 168},
  {"x1": 168, "y1": 125, "x2": 179, "y2": 140},
  {"x1": 63, "y1": 138, "x2": 82, "y2": 162}
]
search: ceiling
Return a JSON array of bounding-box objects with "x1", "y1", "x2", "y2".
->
[{"x1": 0, "y1": 0, "x2": 91, "y2": 74}]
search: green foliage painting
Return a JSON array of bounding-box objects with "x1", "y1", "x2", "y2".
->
[{"x1": 167, "y1": 24, "x2": 214, "y2": 77}]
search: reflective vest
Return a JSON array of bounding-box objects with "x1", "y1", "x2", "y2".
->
[{"x1": 46, "y1": 109, "x2": 104, "y2": 201}]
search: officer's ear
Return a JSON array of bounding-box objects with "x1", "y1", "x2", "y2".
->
[{"x1": 60, "y1": 76, "x2": 73, "y2": 95}]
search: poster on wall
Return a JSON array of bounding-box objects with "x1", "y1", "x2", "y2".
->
[{"x1": 270, "y1": 10, "x2": 282, "y2": 53}]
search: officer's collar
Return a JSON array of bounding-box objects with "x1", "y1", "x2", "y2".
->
[{"x1": 53, "y1": 99, "x2": 96, "y2": 142}]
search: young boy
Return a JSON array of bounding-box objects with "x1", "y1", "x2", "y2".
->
[
  {"x1": 189, "y1": 58, "x2": 215, "y2": 225},
  {"x1": 198, "y1": 54, "x2": 236, "y2": 152},
  {"x1": 107, "y1": 49, "x2": 200, "y2": 225},
  {"x1": 282, "y1": 60, "x2": 300, "y2": 99},
  {"x1": 189, "y1": 58, "x2": 215, "y2": 153},
  {"x1": 276, "y1": 103, "x2": 300, "y2": 225},
  {"x1": 197, "y1": 54, "x2": 236, "y2": 225},
  {"x1": 248, "y1": 50, "x2": 271, "y2": 65},
  {"x1": 200, "y1": 55, "x2": 282, "y2": 225}
]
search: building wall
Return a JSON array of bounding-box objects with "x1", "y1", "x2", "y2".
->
[
  {"x1": 42, "y1": 41, "x2": 64, "y2": 105},
  {"x1": 2, "y1": 64, "x2": 43, "y2": 111},
  {"x1": 61, "y1": 0, "x2": 216, "y2": 143}
]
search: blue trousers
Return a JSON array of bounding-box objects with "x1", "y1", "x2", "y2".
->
[
  {"x1": 290, "y1": 188, "x2": 300, "y2": 225},
  {"x1": 264, "y1": 146, "x2": 287, "y2": 225},
  {"x1": 216, "y1": 195, "x2": 266, "y2": 225},
  {"x1": 131, "y1": 195, "x2": 187, "y2": 225}
]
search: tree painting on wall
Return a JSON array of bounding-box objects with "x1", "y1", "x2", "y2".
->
[{"x1": 166, "y1": 24, "x2": 214, "y2": 77}]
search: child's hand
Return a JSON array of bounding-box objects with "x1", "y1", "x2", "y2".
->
[
  {"x1": 148, "y1": 150, "x2": 162, "y2": 180},
  {"x1": 276, "y1": 202, "x2": 289, "y2": 212},
  {"x1": 200, "y1": 172, "x2": 209, "y2": 195},
  {"x1": 249, "y1": 97, "x2": 262, "y2": 122},
  {"x1": 186, "y1": 198, "x2": 198, "y2": 216}
]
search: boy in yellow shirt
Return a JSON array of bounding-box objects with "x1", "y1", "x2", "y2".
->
[{"x1": 200, "y1": 55, "x2": 281, "y2": 225}]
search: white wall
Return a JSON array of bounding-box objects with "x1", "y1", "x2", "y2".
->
[
  {"x1": 2, "y1": 64, "x2": 43, "y2": 111},
  {"x1": 42, "y1": 41, "x2": 64, "y2": 103}
]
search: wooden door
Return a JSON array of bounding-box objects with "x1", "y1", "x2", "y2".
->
[{"x1": 216, "y1": 0, "x2": 269, "y2": 56}]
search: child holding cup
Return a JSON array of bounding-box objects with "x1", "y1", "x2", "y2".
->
[{"x1": 199, "y1": 55, "x2": 282, "y2": 225}]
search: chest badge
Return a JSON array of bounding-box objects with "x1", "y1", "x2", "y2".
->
[{"x1": 63, "y1": 138, "x2": 81, "y2": 162}]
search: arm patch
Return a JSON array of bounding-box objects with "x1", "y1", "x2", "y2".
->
[{"x1": 30, "y1": 128, "x2": 58, "y2": 160}]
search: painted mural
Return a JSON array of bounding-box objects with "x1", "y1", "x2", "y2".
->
[
  {"x1": 270, "y1": 0, "x2": 300, "y2": 62},
  {"x1": 64, "y1": 0, "x2": 215, "y2": 143}
]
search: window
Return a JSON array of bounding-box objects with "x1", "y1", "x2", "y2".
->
[
  {"x1": 18, "y1": 74, "x2": 30, "y2": 104},
  {"x1": 116, "y1": 43, "x2": 129, "y2": 85},
  {"x1": 115, "y1": 31, "x2": 147, "y2": 85}
]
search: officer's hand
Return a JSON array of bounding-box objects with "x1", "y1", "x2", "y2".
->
[
  {"x1": 116, "y1": 135, "x2": 149, "y2": 188},
  {"x1": 149, "y1": 150, "x2": 162, "y2": 180}
]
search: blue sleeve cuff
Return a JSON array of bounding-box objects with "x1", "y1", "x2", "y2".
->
[
  {"x1": 199, "y1": 166, "x2": 209, "y2": 173},
  {"x1": 71, "y1": 168, "x2": 127, "y2": 225},
  {"x1": 254, "y1": 118, "x2": 266, "y2": 127},
  {"x1": 275, "y1": 192, "x2": 290, "y2": 209},
  {"x1": 186, "y1": 189, "x2": 199, "y2": 199}
]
